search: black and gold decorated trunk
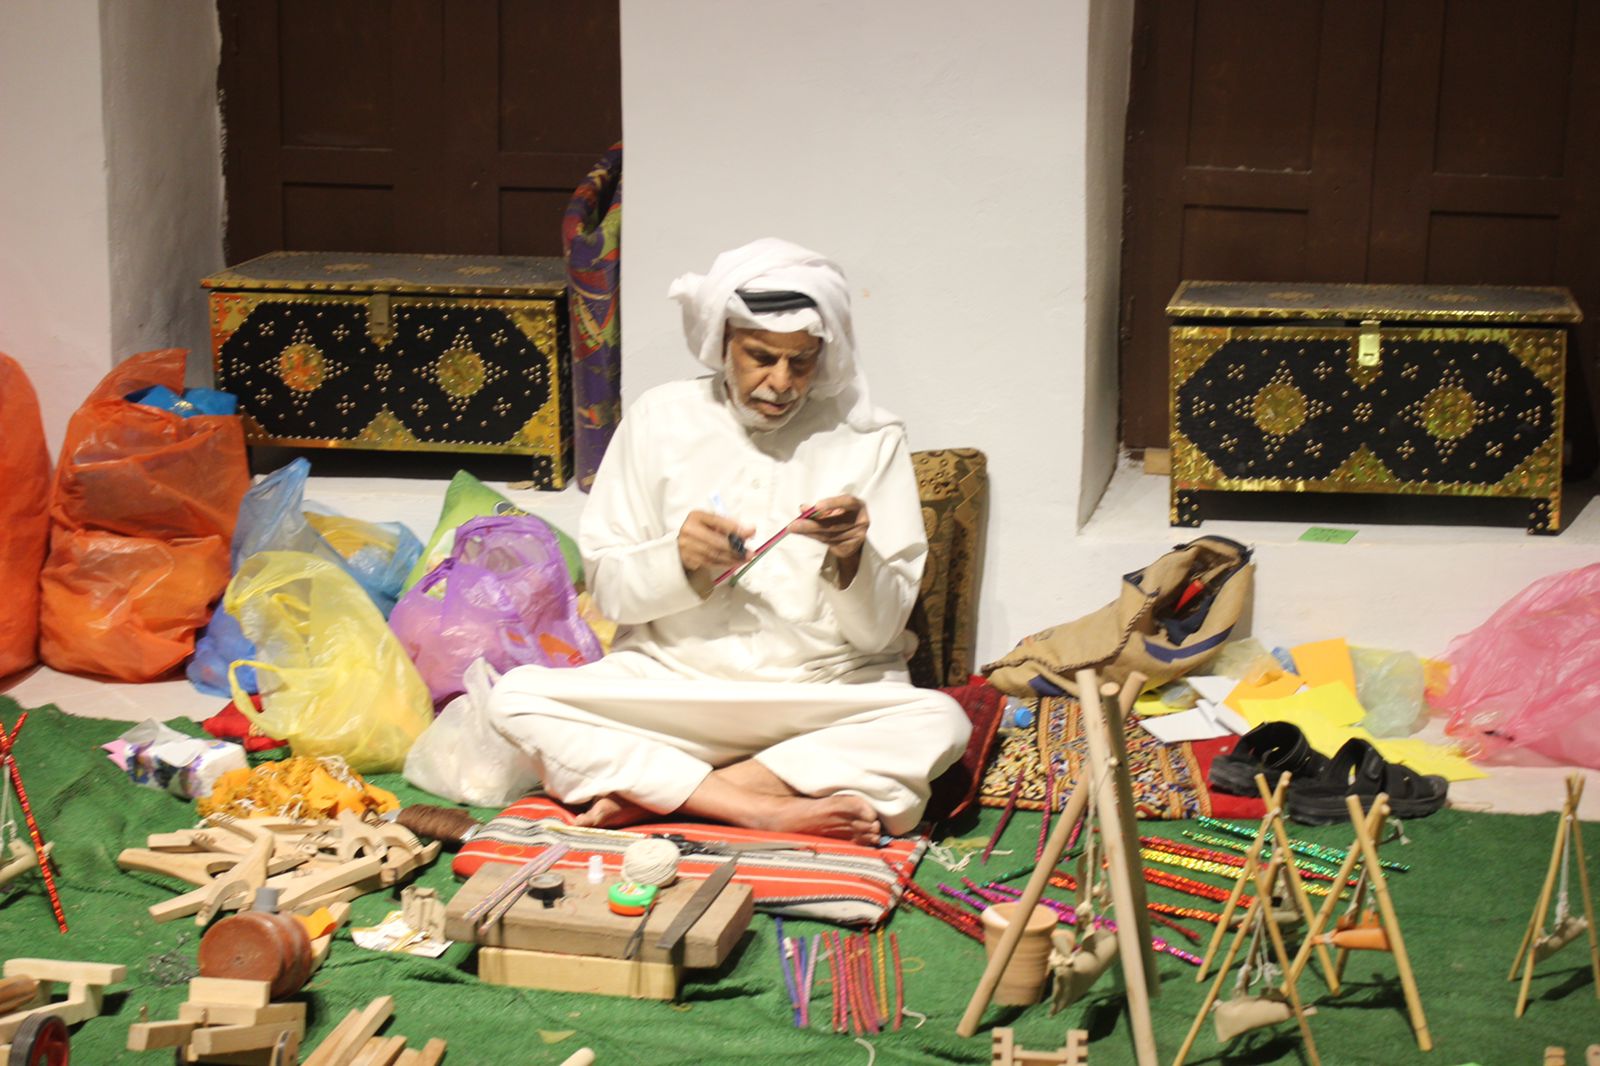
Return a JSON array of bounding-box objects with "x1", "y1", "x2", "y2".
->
[
  {"x1": 1167, "y1": 282, "x2": 1581, "y2": 534},
  {"x1": 203, "y1": 251, "x2": 572, "y2": 487}
]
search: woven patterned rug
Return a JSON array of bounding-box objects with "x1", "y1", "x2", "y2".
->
[
  {"x1": 978, "y1": 696, "x2": 1217, "y2": 819},
  {"x1": 455, "y1": 796, "x2": 927, "y2": 925}
]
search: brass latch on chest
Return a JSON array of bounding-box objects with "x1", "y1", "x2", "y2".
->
[
  {"x1": 368, "y1": 292, "x2": 394, "y2": 346},
  {"x1": 1357, "y1": 319, "x2": 1381, "y2": 368}
]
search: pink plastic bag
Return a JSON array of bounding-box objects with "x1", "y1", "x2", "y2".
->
[
  {"x1": 389, "y1": 515, "x2": 601, "y2": 704},
  {"x1": 1437, "y1": 562, "x2": 1600, "y2": 768}
]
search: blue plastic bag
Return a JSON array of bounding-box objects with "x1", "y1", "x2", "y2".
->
[{"x1": 187, "y1": 458, "x2": 423, "y2": 697}]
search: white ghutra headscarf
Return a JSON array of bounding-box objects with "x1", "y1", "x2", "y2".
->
[{"x1": 668, "y1": 238, "x2": 900, "y2": 431}]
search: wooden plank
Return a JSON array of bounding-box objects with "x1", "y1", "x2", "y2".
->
[
  {"x1": 190, "y1": 1019, "x2": 305, "y2": 1055},
  {"x1": 126, "y1": 1019, "x2": 198, "y2": 1051},
  {"x1": 178, "y1": 1002, "x2": 306, "y2": 1027},
  {"x1": 188, "y1": 977, "x2": 272, "y2": 1008},
  {"x1": 303, "y1": 996, "x2": 394, "y2": 1066},
  {"x1": 446, "y1": 865, "x2": 753, "y2": 969},
  {"x1": 412, "y1": 1038, "x2": 447, "y2": 1066},
  {"x1": 349, "y1": 1035, "x2": 408, "y2": 1066},
  {"x1": 479, "y1": 946, "x2": 678, "y2": 1001},
  {"x1": 3, "y1": 960, "x2": 126, "y2": 986}
]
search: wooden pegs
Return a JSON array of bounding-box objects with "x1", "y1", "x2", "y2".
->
[
  {"x1": 349, "y1": 1035, "x2": 408, "y2": 1066},
  {"x1": 302, "y1": 995, "x2": 394, "y2": 1066}
]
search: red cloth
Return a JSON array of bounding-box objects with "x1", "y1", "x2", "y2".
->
[
  {"x1": 202, "y1": 698, "x2": 288, "y2": 752},
  {"x1": 927, "y1": 676, "x2": 1005, "y2": 823},
  {"x1": 1190, "y1": 735, "x2": 1268, "y2": 821}
]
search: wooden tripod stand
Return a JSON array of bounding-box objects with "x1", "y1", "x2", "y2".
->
[
  {"x1": 1287, "y1": 793, "x2": 1431, "y2": 1053},
  {"x1": 1172, "y1": 855, "x2": 1321, "y2": 1066},
  {"x1": 1194, "y1": 772, "x2": 1338, "y2": 993},
  {"x1": 1510, "y1": 773, "x2": 1600, "y2": 1017},
  {"x1": 957, "y1": 669, "x2": 1158, "y2": 1066}
]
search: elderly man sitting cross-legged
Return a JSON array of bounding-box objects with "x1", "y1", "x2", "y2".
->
[{"x1": 488, "y1": 238, "x2": 970, "y2": 845}]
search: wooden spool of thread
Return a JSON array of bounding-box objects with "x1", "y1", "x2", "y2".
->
[
  {"x1": 198, "y1": 910, "x2": 313, "y2": 999},
  {"x1": 394, "y1": 804, "x2": 482, "y2": 846}
]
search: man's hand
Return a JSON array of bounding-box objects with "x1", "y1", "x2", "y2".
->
[
  {"x1": 790, "y1": 495, "x2": 869, "y2": 562},
  {"x1": 678, "y1": 510, "x2": 755, "y2": 576}
]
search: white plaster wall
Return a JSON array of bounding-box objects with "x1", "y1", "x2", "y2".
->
[
  {"x1": 621, "y1": 0, "x2": 1123, "y2": 664},
  {"x1": 0, "y1": 0, "x2": 114, "y2": 456},
  {"x1": 100, "y1": 0, "x2": 225, "y2": 385},
  {"x1": 1080, "y1": 0, "x2": 1135, "y2": 525}
]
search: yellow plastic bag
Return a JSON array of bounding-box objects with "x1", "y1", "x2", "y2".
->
[{"x1": 226, "y1": 550, "x2": 433, "y2": 772}]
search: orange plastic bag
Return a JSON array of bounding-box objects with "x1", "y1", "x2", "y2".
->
[
  {"x1": 0, "y1": 353, "x2": 51, "y2": 677},
  {"x1": 39, "y1": 350, "x2": 249, "y2": 680}
]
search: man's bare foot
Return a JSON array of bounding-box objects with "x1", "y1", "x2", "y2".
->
[
  {"x1": 574, "y1": 794, "x2": 654, "y2": 829},
  {"x1": 745, "y1": 792, "x2": 883, "y2": 845}
]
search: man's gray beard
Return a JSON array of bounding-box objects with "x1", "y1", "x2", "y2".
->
[{"x1": 724, "y1": 376, "x2": 806, "y2": 432}]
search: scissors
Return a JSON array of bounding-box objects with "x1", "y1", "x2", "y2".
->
[{"x1": 652, "y1": 833, "x2": 812, "y2": 857}]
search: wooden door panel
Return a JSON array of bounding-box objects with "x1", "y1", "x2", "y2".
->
[
  {"x1": 1119, "y1": 0, "x2": 1382, "y2": 446},
  {"x1": 220, "y1": 0, "x2": 620, "y2": 262},
  {"x1": 1121, "y1": 0, "x2": 1598, "y2": 467}
]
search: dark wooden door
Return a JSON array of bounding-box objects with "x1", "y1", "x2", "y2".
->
[
  {"x1": 218, "y1": 0, "x2": 620, "y2": 262},
  {"x1": 1120, "y1": 0, "x2": 1600, "y2": 469}
]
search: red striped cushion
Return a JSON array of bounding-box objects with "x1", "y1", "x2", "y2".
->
[{"x1": 453, "y1": 796, "x2": 927, "y2": 925}]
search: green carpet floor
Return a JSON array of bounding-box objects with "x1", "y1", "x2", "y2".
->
[{"x1": 1, "y1": 698, "x2": 1596, "y2": 1064}]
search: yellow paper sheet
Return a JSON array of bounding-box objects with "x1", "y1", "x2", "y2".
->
[
  {"x1": 1222, "y1": 671, "x2": 1303, "y2": 712},
  {"x1": 1237, "y1": 682, "x2": 1367, "y2": 728},
  {"x1": 1290, "y1": 637, "x2": 1358, "y2": 696},
  {"x1": 1371, "y1": 738, "x2": 1488, "y2": 782}
]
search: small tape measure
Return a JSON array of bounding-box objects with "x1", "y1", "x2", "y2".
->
[{"x1": 607, "y1": 881, "x2": 658, "y2": 917}]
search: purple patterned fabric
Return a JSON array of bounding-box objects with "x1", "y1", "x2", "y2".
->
[{"x1": 563, "y1": 143, "x2": 623, "y2": 492}]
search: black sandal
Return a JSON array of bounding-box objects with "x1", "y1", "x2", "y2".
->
[
  {"x1": 1208, "y1": 721, "x2": 1329, "y2": 796},
  {"x1": 1285, "y1": 737, "x2": 1448, "y2": 826}
]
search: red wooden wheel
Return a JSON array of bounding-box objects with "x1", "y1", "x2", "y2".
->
[{"x1": 7, "y1": 1013, "x2": 69, "y2": 1066}]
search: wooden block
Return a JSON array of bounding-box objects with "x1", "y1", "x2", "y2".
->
[
  {"x1": 187, "y1": 977, "x2": 272, "y2": 1008},
  {"x1": 394, "y1": 1053, "x2": 422, "y2": 1066},
  {"x1": 412, "y1": 1038, "x2": 446, "y2": 1066},
  {"x1": 1142, "y1": 447, "x2": 1171, "y2": 475},
  {"x1": 446, "y1": 865, "x2": 754, "y2": 969},
  {"x1": 479, "y1": 946, "x2": 679, "y2": 1000},
  {"x1": 303, "y1": 996, "x2": 393, "y2": 1066},
  {"x1": 349, "y1": 1034, "x2": 407, "y2": 1066},
  {"x1": 177, "y1": 1002, "x2": 306, "y2": 1027},
  {"x1": 3, "y1": 959, "x2": 126, "y2": 986},
  {"x1": 190, "y1": 1019, "x2": 304, "y2": 1055},
  {"x1": 127, "y1": 1019, "x2": 198, "y2": 1051}
]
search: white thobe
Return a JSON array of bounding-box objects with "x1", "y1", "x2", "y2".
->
[{"x1": 488, "y1": 378, "x2": 971, "y2": 833}]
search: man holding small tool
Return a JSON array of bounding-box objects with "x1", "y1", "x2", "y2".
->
[{"x1": 489, "y1": 239, "x2": 969, "y2": 845}]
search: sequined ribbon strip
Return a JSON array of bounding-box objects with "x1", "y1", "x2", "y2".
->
[
  {"x1": 1143, "y1": 835, "x2": 1346, "y2": 884},
  {"x1": 968, "y1": 882, "x2": 1203, "y2": 966},
  {"x1": 1141, "y1": 868, "x2": 1241, "y2": 904},
  {"x1": 1197, "y1": 815, "x2": 1411, "y2": 872},
  {"x1": 1180, "y1": 830, "x2": 1343, "y2": 878},
  {"x1": 1138, "y1": 847, "x2": 1331, "y2": 895}
]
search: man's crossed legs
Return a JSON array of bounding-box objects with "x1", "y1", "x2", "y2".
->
[{"x1": 488, "y1": 652, "x2": 970, "y2": 845}]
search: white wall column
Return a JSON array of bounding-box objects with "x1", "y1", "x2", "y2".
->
[
  {"x1": 0, "y1": 0, "x2": 114, "y2": 455},
  {"x1": 620, "y1": 0, "x2": 1128, "y2": 663}
]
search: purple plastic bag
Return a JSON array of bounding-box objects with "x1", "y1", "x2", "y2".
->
[
  {"x1": 1437, "y1": 562, "x2": 1600, "y2": 768},
  {"x1": 389, "y1": 514, "x2": 601, "y2": 704}
]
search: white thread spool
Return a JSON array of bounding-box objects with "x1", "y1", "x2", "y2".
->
[
  {"x1": 587, "y1": 854, "x2": 604, "y2": 885},
  {"x1": 620, "y1": 838, "x2": 680, "y2": 887}
]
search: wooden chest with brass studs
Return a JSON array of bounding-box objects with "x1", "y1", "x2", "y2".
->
[
  {"x1": 1167, "y1": 281, "x2": 1581, "y2": 534},
  {"x1": 202, "y1": 251, "x2": 572, "y2": 487}
]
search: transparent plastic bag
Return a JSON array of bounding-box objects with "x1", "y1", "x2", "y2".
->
[
  {"x1": 402, "y1": 658, "x2": 541, "y2": 806},
  {"x1": 1436, "y1": 562, "x2": 1600, "y2": 767},
  {"x1": 226, "y1": 551, "x2": 434, "y2": 773},
  {"x1": 389, "y1": 515, "x2": 601, "y2": 704},
  {"x1": 189, "y1": 458, "x2": 422, "y2": 697},
  {"x1": 1351, "y1": 646, "x2": 1425, "y2": 738}
]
